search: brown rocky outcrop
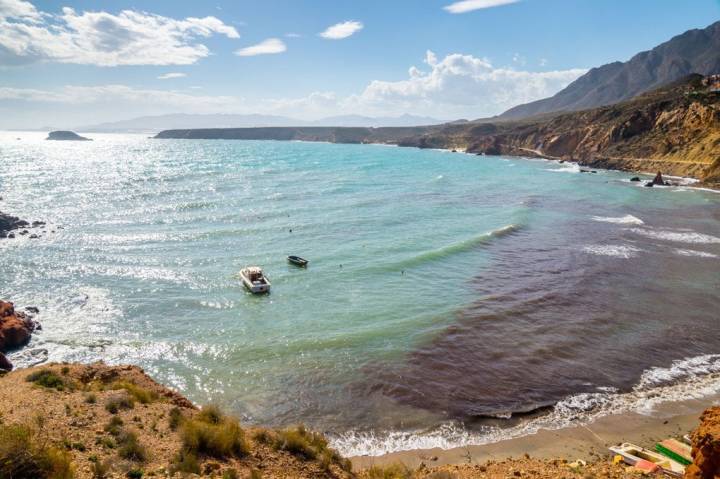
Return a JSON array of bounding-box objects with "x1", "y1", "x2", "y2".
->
[
  {"x1": 0, "y1": 300, "x2": 39, "y2": 371},
  {"x1": 685, "y1": 407, "x2": 720, "y2": 478}
]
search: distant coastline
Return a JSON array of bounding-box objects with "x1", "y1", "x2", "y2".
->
[{"x1": 153, "y1": 75, "x2": 720, "y2": 188}]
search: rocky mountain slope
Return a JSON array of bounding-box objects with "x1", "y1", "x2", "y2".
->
[
  {"x1": 399, "y1": 74, "x2": 720, "y2": 183},
  {"x1": 498, "y1": 21, "x2": 720, "y2": 120}
]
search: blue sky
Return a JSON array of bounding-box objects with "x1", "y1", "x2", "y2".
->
[{"x1": 0, "y1": 0, "x2": 718, "y2": 128}]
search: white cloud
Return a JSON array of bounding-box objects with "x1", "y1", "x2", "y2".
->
[
  {"x1": 157, "y1": 72, "x2": 186, "y2": 80},
  {"x1": 285, "y1": 32, "x2": 302, "y2": 38},
  {"x1": 319, "y1": 20, "x2": 363, "y2": 40},
  {"x1": 348, "y1": 51, "x2": 586, "y2": 118},
  {"x1": 0, "y1": 2, "x2": 239, "y2": 66},
  {"x1": 235, "y1": 38, "x2": 286, "y2": 56},
  {"x1": 444, "y1": 0, "x2": 520, "y2": 14},
  {"x1": 512, "y1": 53, "x2": 526, "y2": 66},
  {"x1": 0, "y1": 0, "x2": 41, "y2": 21},
  {"x1": 0, "y1": 51, "x2": 587, "y2": 126}
]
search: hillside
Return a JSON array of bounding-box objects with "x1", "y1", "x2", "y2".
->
[
  {"x1": 155, "y1": 75, "x2": 720, "y2": 185},
  {"x1": 498, "y1": 21, "x2": 720, "y2": 120}
]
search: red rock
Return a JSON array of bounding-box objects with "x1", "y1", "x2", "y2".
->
[
  {"x1": 685, "y1": 406, "x2": 720, "y2": 478},
  {"x1": 0, "y1": 300, "x2": 35, "y2": 352},
  {"x1": 0, "y1": 352, "x2": 11, "y2": 371}
]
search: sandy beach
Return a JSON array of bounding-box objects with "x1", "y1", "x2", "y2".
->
[{"x1": 351, "y1": 394, "x2": 720, "y2": 470}]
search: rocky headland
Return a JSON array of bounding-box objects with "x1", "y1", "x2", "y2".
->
[
  {"x1": 46, "y1": 130, "x2": 92, "y2": 141},
  {"x1": 155, "y1": 75, "x2": 720, "y2": 188}
]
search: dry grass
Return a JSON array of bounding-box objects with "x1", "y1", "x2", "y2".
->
[
  {"x1": 180, "y1": 405, "x2": 249, "y2": 459},
  {"x1": 111, "y1": 381, "x2": 158, "y2": 404},
  {"x1": 0, "y1": 422, "x2": 75, "y2": 479},
  {"x1": 363, "y1": 463, "x2": 414, "y2": 479}
]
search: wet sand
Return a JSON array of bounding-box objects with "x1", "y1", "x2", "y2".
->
[{"x1": 351, "y1": 395, "x2": 720, "y2": 470}]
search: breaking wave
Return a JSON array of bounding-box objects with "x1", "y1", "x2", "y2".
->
[
  {"x1": 582, "y1": 244, "x2": 641, "y2": 258},
  {"x1": 384, "y1": 224, "x2": 520, "y2": 270},
  {"x1": 591, "y1": 215, "x2": 644, "y2": 225},
  {"x1": 330, "y1": 354, "x2": 720, "y2": 457},
  {"x1": 628, "y1": 228, "x2": 720, "y2": 244}
]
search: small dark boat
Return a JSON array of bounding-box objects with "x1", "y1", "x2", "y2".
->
[{"x1": 287, "y1": 255, "x2": 308, "y2": 267}]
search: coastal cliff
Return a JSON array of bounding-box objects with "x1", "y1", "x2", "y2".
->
[{"x1": 155, "y1": 75, "x2": 720, "y2": 185}]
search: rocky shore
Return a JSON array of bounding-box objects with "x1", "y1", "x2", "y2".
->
[{"x1": 0, "y1": 300, "x2": 40, "y2": 371}]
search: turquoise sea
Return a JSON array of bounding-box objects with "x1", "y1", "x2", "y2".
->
[{"x1": 2, "y1": 131, "x2": 719, "y2": 455}]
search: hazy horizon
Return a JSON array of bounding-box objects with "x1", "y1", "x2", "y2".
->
[{"x1": 1, "y1": 0, "x2": 718, "y2": 129}]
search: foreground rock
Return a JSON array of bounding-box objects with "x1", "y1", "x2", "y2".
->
[
  {"x1": 685, "y1": 406, "x2": 720, "y2": 478},
  {"x1": 46, "y1": 130, "x2": 92, "y2": 141},
  {"x1": 0, "y1": 300, "x2": 40, "y2": 371}
]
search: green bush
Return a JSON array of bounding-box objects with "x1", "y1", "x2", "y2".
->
[
  {"x1": 0, "y1": 423, "x2": 75, "y2": 479},
  {"x1": 273, "y1": 425, "x2": 342, "y2": 464},
  {"x1": 104, "y1": 416, "x2": 124, "y2": 436},
  {"x1": 126, "y1": 468, "x2": 143, "y2": 479},
  {"x1": 26, "y1": 369, "x2": 67, "y2": 391}
]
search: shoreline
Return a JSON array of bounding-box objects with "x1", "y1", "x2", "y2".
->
[{"x1": 350, "y1": 394, "x2": 719, "y2": 470}]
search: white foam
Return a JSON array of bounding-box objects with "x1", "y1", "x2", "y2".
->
[
  {"x1": 628, "y1": 228, "x2": 720, "y2": 244},
  {"x1": 546, "y1": 163, "x2": 580, "y2": 173},
  {"x1": 582, "y1": 244, "x2": 640, "y2": 258},
  {"x1": 675, "y1": 249, "x2": 719, "y2": 258},
  {"x1": 331, "y1": 354, "x2": 720, "y2": 457},
  {"x1": 592, "y1": 215, "x2": 644, "y2": 225}
]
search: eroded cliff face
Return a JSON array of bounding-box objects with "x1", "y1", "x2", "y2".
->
[
  {"x1": 402, "y1": 75, "x2": 720, "y2": 183},
  {"x1": 685, "y1": 406, "x2": 720, "y2": 479}
]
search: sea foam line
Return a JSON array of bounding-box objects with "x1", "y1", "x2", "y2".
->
[
  {"x1": 331, "y1": 354, "x2": 720, "y2": 457},
  {"x1": 591, "y1": 214, "x2": 644, "y2": 225}
]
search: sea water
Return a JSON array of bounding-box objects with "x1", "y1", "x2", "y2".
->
[{"x1": 1, "y1": 132, "x2": 719, "y2": 455}]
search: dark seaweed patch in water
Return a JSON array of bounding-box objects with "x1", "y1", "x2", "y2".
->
[{"x1": 363, "y1": 203, "x2": 720, "y2": 422}]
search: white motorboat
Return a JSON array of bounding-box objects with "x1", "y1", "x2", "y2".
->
[{"x1": 239, "y1": 266, "x2": 271, "y2": 294}]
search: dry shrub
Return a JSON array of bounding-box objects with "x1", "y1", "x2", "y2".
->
[{"x1": 0, "y1": 422, "x2": 74, "y2": 479}]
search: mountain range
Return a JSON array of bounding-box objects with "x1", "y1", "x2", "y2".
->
[
  {"x1": 497, "y1": 20, "x2": 720, "y2": 120},
  {"x1": 77, "y1": 113, "x2": 443, "y2": 132}
]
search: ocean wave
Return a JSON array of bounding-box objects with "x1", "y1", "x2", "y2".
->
[
  {"x1": 591, "y1": 215, "x2": 644, "y2": 225},
  {"x1": 384, "y1": 224, "x2": 520, "y2": 270},
  {"x1": 582, "y1": 244, "x2": 640, "y2": 258},
  {"x1": 331, "y1": 354, "x2": 720, "y2": 457},
  {"x1": 675, "y1": 249, "x2": 719, "y2": 258},
  {"x1": 546, "y1": 163, "x2": 580, "y2": 173},
  {"x1": 628, "y1": 228, "x2": 720, "y2": 244}
]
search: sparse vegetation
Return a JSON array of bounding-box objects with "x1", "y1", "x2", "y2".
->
[
  {"x1": 84, "y1": 392, "x2": 97, "y2": 404},
  {"x1": 117, "y1": 430, "x2": 148, "y2": 462},
  {"x1": 181, "y1": 408, "x2": 250, "y2": 459},
  {"x1": 171, "y1": 450, "x2": 201, "y2": 475},
  {"x1": 105, "y1": 393, "x2": 135, "y2": 413},
  {"x1": 168, "y1": 406, "x2": 183, "y2": 431},
  {"x1": 126, "y1": 468, "x2": 143, "y2": 478},
  {"x1": 112, "y1": 381, "x2": 158, "y2": 404},
  {"x1": 90, "y1": 457, "x2": 111, "y2": 479},
  {"x1": 364, "y1": 463, "x2": 413, "y2": 479},
  {"x1": 26, "y1": 369, "x2": 68, "y2": 391},
  {"x1": 0, "y1": 422, "x2": 75, "y2": 479}
]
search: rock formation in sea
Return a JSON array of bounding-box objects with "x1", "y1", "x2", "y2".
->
[
  {"x1": 45, "y1": 130, "x2": 92, "y2": 141},
  {"x1": 0, "y1": 300, "x2": 40, "y2": 371}
]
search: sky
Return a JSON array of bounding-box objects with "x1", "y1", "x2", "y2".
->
[{"x1": 0, "y1": 0, "x2": 718, "y2": 128}]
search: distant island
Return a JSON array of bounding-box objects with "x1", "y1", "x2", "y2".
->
[{"x1": 46, "y1": 130, "x2": 92, "y2": 141}]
